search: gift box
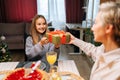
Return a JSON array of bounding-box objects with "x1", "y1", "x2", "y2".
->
[{"x1": 46, "y1": 30, "x2": 70, "y2": 45}]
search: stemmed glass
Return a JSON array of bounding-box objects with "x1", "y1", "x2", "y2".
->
[{"x1": 46, "y1": 51, "x2": 57, "y2": 72}]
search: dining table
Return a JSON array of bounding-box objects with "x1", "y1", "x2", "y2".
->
[{"x1": 0, "y1": 60, "x2": 81, "y2": 80}]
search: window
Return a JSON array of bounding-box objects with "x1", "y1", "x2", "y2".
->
[
  {"x1": 37, "y1": 0, "x2": 49, "y2": 20},
  {"x1": 37, "y1": 0, "x2": 66, "y2": 29},
  {"x1": 86, "y1": 0, "x2": 100, "y2": 27}
]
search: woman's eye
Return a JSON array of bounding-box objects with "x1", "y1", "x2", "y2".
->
[
  {"x1": 37, "y1": 23, "x2": 46, "y2": 25},
  {"x1": 38, "y1": 23, "x2": 41, "y2": 25},
  {"x1": 43, "y1": 23, "x2": 46, "y2": 25}
]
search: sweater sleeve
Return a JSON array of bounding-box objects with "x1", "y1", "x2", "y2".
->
[
  {"x1": 25, "y1": 36, "x2": 55, "y2": 60},
  {"x1": 72, "y1": 38, "x2": 104, "y2": 61},
  {"x1": 48, "y1": 43, "x2": 55, "y2": 51},
  {"x1": 25, "y1": 36, "x2": 44, "y2": 59}
]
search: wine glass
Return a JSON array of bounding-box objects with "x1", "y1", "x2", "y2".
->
[{"x1": 46, "y1": 51, "x2": 57, "y2": 72}]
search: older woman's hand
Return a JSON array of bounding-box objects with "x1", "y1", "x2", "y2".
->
[
  {"x1": 39, "y1": 37, "x2": 49, "y2": 46},
  {"x1": 66, "y1": 32, "x2": 76, "y2": 44}
]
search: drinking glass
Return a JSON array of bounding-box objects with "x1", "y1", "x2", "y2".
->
[{"x1": 46, "y1": 51, "x2": 57, "y2": 71}]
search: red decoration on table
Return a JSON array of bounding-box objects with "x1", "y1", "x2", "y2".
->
[
  {"x1": 3, "y1": 68, "x2": 43, "y2": 80},
  {"x1": 21, "y1": 70, "x2": 42, "y2": 80},
  {"x1": 4, "y1": 68, "x2": 24, "y2": 80},
  {"x1": 30, "y1": 62, "x2": 35, "y2": 68}
]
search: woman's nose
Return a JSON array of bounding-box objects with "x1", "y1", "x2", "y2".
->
[
  {"x1": 41, "y1": 25, "x2": 45, "y2": 28},
  {"x1": 91, "y1": 24, "x2": 95, "y2": 31}
]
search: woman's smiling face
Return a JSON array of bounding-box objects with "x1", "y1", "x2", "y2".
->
[{"x1": 35, "y1": 17, "x2": 47, "y2": 34}]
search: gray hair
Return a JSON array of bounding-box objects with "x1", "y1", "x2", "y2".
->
[{"x1": 99, "y1": 1, "x2": 120, "y2": 47}]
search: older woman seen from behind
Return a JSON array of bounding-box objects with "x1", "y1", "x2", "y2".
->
[{"x1": 69, "y1": 1, "x2": 120, "y2": 80}]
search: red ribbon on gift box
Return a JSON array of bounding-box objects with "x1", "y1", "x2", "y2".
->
[
  {"x1": 47, "y1": 30, "x2": 68, "y2": 44},
  {"x1": 61, "y1": 34, "x2": 66, "y2": 44}
]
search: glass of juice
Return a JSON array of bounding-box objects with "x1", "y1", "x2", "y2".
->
[{"x1": 46, "y1": 51, "x2": 57, "y2": 68}]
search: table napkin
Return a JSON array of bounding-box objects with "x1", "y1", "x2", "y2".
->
[{"x1": 0, "y1": 62, "x2": 19, "y2": 71}]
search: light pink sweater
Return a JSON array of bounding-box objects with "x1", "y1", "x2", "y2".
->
[{"x1": 73, "y1": 38, "x2": 120, "y2": 80}]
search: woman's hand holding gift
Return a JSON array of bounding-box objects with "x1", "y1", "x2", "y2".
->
[
  {"x1": 39, "y1": 37, "x2": 49, "y2": 46},
  {"x1": 66, "y1": 32, "x2": 76, "y2": 44}
]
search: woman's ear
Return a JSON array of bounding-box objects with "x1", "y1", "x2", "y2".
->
[{"x1": 105, "y1": 24, "x2": 113, "y2": 34}]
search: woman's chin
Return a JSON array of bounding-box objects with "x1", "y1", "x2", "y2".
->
[
  {"x1": 94, "y1": 39, "x2": 101, "y2": 43},
  {"x1": 94, "y1": 38, "x2": 98, "y2": 42}
]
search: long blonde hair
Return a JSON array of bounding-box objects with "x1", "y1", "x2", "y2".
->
[{"x1": 30, "y1": 15, "x2": 47, "y2": 44}]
